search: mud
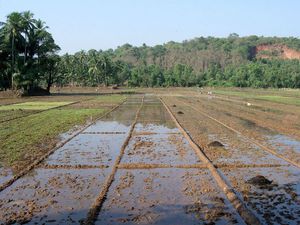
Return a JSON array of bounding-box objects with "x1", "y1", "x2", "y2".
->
[
  {"x1": 246, "y1": 175, "x2": 273, "y2": 186},
  {"x1": 0, "y1": 168, "x2": 109, "y2": 224},
  {"x1": 2, "y1": 92, "x2": 299, "y2": 225},
  {"x1": 165, "y1": 99, "x2": 288, "y2": 166},
  {"x1": 208, "y1": 141, "x2": 224, "y2": 147},
  {"x1": 95, "y1": 169, "x2": 244, "y2": 225},
  {"x1": 0, "y1": 96, "x2": 141, "y2": 224},
  {"x1": 163, "y1": 94, "x2": 300, "y2": 225},
  {"x1": 221, "y1": 166, "x2": 300, "y2": 225},
  {"x1": 179, "y1": 96, "x2": 300, "y2": 164},
  {"x1": 122, "y1": 134, "x2": 201, "y2": 165},
  {"x1": 43, "y1": 134, "x2": 128, "y2": 167}
]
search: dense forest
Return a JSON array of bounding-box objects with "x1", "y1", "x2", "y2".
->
[{"x1": 1, "y1": 11, "x2": 300, "y2": 94}]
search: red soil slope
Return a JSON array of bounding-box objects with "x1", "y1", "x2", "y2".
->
[{"x1": 255, "y1": 44, "x2": 300, "y2": 60}]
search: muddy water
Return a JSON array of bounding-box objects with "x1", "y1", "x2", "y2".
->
[
  {"x1": 0, "y1": 168, "x2": 109, "y2": 224},
  {"x1": 0, "y1": 96, "x2": 142, "y2": 224},
  {"x1": 43, "y1": 133, "x2": 128, "y2": 167},
  {"x1": 0, "y1": 167, "x2": 13, "y2": 187},
  {"x1": 96, "y1": 96, "x2": 244, "y2": 224},
  {"x1": 122, "y1": 133, "x2": 201, "y2": 165},
  {"x1": 266, "y1": 134, "x2": 300, "y2": 164},
  {"x1": 96, "y1": 169, "x2": 244, "y2": 225}
]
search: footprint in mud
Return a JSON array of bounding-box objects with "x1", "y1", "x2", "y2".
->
[
  {"x1": 207, "y1": 141, "x2": 224, "y2": 148},
  {"x1": 246, "y1": 175, "x2": 273, "y2": 186}
]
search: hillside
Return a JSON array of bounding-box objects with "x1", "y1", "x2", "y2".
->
[{"x1": 112, "y1": 35, "x2": 300, "y2": 72}]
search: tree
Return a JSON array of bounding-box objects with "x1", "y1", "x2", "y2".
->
[{"x1": 0, "y1": 11, "x2": 60, "y2": 94}]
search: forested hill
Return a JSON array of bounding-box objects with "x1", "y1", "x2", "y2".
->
[
  {"x1": 112, "y1": 34, "x2": 300, "y2": 72},
  {"x1": 76, "y1": 35, "x2": 300, "y2": 88}
]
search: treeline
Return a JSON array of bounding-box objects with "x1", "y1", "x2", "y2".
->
[
  {"x1": 1, "y1": 11, "x2": 300, "y2": 93},
  {"x1": 57, "y1": 50, "x2": 300, "y2": 88},
  {"x1": 46, "y1": 33, "x2": 300, "y2": 88},
  {"x1": 57, "y1": 49, "x2": 300, "y2": 88}
]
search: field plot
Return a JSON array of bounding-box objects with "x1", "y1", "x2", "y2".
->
[
  {"x1": 0, "y1": 89, "x2": 299, "y2": 225},
  {"x1": 95, "y1": 95, "x2": 244, "y2": 225},
  {"x1": 0, "y1": 94, "x2": 125, "y2": 172},
  {"x1": 163, "y1": 89, "x2": 300, "y2": 225},
  {"x1": 0, "y1": 95, "x2": 136, "y2": 224}
]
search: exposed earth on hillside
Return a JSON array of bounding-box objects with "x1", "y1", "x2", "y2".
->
[{"x1": 255, "y1": 44, "x2": 300, "y2": 60}]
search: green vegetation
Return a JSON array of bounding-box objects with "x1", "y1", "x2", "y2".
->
[
  {"x1": 0, "y1": 94, "x2": 125, "y2": 166},
  {"x1": 92, "y1": 95, "x2": 127, "y2": 103},
  {"x1": 256, "y1": 96, "x2": 300, "y2": 106},
  {"x1": 0, "y1": 109, "x2": 104, "y2": 164},
  {"x1": 1, "y1": 11, "x2": 300, "y2": 91},
  {"x1": 55, "y1": 36, "x2": 300, "y2": 88},
  {"x1": 0, "y1": 101, "x2": 73, "y2": 110},
  {"x1": 214, "y1": 89, "x2": 300, "y2": 106}
]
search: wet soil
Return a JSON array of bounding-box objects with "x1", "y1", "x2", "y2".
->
[
  {"x1": 163, "y1": 94, "x2": 300, "y2": 225},
  {"x1": 95, "y1": 168, "x2": 244, "y2": 225},
  {"x1": 165, "y1": 98, "x2": 288, "y2": 166},
  {"x1": 0, "y1": 95, "x2": 142, "y2": 224},
  {"x1": 43, "y1": 133, "x2": 128, "y2": 167},
  {"x1": 179, "y1": 96, "x2": 300, "y2": 164},
  {"x1": 1, "y1": 91, "x2": 299, "y2": 225},
  {"x1": 221, "y1": 166, "x2": 300, "y2": 225},
  {"x1": 0, "y1": 168, "x2": 109, "y2": 224}
]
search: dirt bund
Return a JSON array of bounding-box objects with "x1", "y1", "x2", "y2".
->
[
  {"x1": 118, "y1": 163, "x2": 207, "y2": 169},
  {"x1": 160, "y1": 97, "x2": 261, "y2": 225}
]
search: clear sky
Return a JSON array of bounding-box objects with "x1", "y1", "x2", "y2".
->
[{"x1": 1, "y1": 0, "x2": 299, "y2": 54}]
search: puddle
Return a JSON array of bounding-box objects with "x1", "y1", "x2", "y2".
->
[
  {"x1": 44, "y1": 133, "x2": 127, "y2": 167},
  {"x1": 134, "y1": 122, "x2": 179, "y2": 134},
  {"x1": 0, "y1": 168, "x2": 109, "y2": 224},
  {"x1": 266, "y1": 134, "x2": 300, "y2": 163},
  {"x1": 0, "y1": 167, "x2": 14, "y2": 187},
  {"x1": 102, "y1": 105, "x2": 140, "y2": 121},
  {"x1": 138, "y1": 105, "x2": 171, "y2": 121},
  {"x1": 122, "y1": 133, "x2": 201, "y2": 165},
  {"x1": 85, "y1": 121, "x2": 131, "y2": 133},
  {"x1": 95, "y1": 168, "x2": 244, "y2": 225},
  {"x1": 220, "y1": 165, "x2": 300, "y2": 225}
]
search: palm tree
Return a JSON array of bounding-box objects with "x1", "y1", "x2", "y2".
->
[
  {"x1": 21, "y1": 11, "x2": 35, "y2": 64},
  {"x1": 2, "y1": 12, "x2": 24, "y2": 88},
  {"x1": 88, "y1": 50, "x2": 101, "y2": 85},
  {"x1": 100, "y1": 54, "x2": 111, "y2": 86}
]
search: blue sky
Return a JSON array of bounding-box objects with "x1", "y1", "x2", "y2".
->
[{"x1": 1, "y1": 0, "x2": 299, "y2": 54}]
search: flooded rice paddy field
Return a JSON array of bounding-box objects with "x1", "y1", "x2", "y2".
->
[
  {"x1": 163, "y1": 92, "x2": 300, "y2": 225},
  {"x1": 0, "y1": 90, "x2": 299, "y2": 224}
]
